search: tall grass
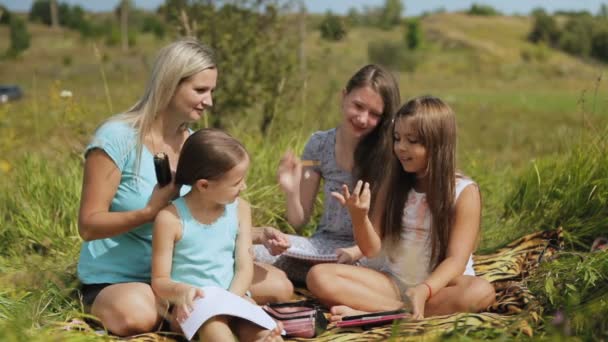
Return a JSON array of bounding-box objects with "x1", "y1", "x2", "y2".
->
[{"x1": 1, "y1": 13, "x2": 608, "y2": 340}]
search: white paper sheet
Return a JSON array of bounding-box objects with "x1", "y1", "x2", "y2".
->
[{"x1": 179, "y1": 286, "x2": 281, "y2": 340}]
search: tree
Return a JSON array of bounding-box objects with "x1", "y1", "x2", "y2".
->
[
  {"x1": 467, "y1": 3, "x2": 501, "y2": 16},
  {"x1": 378, "y1": 0, "x2": 403, "y2": 30},
  {"x1": 120, "y1": 0, "x2": 129, "y2": 51},
  {"x1": 29, "y1": 0, "x2": 52, "y2": 25},
  {"x1": 50, "y1": 0, "x2": 59, "y2": 29},
  {"x1": 7, "y1": 16, "x2": 30, "y2": 58},
  {"x1": 559, "y1": 16, "x2": 594, "y2": 56},
  {"x1": 0, "y1": 5, "x2": 12, "y2": 25},
  {"x1": 163, "y1": 0, "x2": 299, "y2": 133},
  {"x1": 592, "y1": 28, "x2": 608, "y2": 61},
  {"x1": 528, "y1": 11, "x2": 560, "y2": 46},
  {"x1": 405, "y1": 19, "x2": 422, "y2": 50},
  {"x1": 319, "y1": 11, "x2": 347, "y2": 41},
  {"x1": 346, "y1": 7, "x2": 361, "y2": 27},
  {"x1": 599, "y1": 4, "x2": 608, "y2": 18}
]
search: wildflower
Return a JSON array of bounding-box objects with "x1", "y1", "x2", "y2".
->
[
  {"x1": 60, "y1": 90, "x2": 73, "y2": 98},
  {"x1": 0, "y1": 160, "x2": 11, "y2": 173}
]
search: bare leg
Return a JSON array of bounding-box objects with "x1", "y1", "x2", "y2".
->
[
  {"x1": 250, "y1": 262, "x2": 294, "y2": 304},
  {"x1": 198, "y1": 316, "x2": 235, "y2": 342},
  {"x1": 306, "y1": 263, "x2": 403, "y2": 320},
  {"x1": 90, "y1": 282, "x2": 162, "y2": 336},
  {"x1": 234, "y1": 318, "x2": 283, "y2": 342},
  {"x1": 425, "y1": 275, "x2": 495, "y2": 316}
]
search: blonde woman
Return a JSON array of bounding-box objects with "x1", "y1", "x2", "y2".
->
[{"x1": 77, "y1": 39, "x2": 292, "y2": 336}]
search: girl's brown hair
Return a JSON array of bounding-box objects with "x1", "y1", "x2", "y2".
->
[
  {"x1": 383, "y1": 95, "x2": 457, "y2": 268},
  {"x1": 349, "y1": 64, "x2": 401, "y2": 214},
  {"x1": 175, "y1": 128, "x2": 248, "y2": 185}
]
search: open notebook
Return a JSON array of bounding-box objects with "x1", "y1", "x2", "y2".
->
[
  {"x1": 179, "y1": 286, "x2": 282, "y2": 340},
  {"x1": 282, "y1": 235, "x2": 343, "y2": 262}
]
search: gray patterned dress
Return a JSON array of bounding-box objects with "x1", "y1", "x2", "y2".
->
[{"x1": 254, "y1": 129, "x2": 356, "y2": 283}]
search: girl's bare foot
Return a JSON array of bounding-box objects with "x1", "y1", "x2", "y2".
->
[{"x1": 329, "y1": 305, "x2": 369, "y2": 322}]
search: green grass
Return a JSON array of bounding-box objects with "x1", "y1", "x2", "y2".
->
[{"x1": 1, "y1": 12, "x2": 608, "y2": 340}]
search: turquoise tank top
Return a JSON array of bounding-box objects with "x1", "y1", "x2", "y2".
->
[{"x1": 171, "y1": 197, "x2": 239, "y2": 289}]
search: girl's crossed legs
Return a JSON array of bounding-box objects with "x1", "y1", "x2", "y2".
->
[{"x1": 306, "y1": 263, "x2": 496, "y2": 320}]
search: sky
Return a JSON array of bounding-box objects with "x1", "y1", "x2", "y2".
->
[{"x1": 1, "y1": 0, "x2": 607, "y2": 16}]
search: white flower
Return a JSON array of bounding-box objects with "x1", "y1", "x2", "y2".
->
[{"x1": 60, "y1": 90, "x2": 73, "y2": 98}]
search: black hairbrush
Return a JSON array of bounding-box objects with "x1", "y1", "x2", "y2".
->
[{"x1": 153, "y1": 152, "x2": 172, "y2": 187}]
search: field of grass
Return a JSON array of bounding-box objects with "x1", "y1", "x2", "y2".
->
[{"x1": 1, "y1": 12, "x2": 608, "y2": 340}]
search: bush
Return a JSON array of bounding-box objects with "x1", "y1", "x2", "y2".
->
[
  {"x1": 346, "y1": 7, "x2": 362, "y2": 27},
  {"x1": 467, "y1": 3, "x2": 501, "y2": 16},
  {"x1": 591, "y1": 29, "x2": 608, "y2": 61},
  {"x1": 528, "y1": 11, "x2": 561, "y2": 45},
  {"x1": 7, "y1": 17, "x2": 30, "y2": 58},
  {"x1": 319, "y1": 12, "x2": 347, "y2": 41},
  {"x1": 29, "y1": 0, "x2": 52, "y2": 25},
  {"x1": 520, "y1": 43, "x2": 551, "y2": 63},
  {"x1": 560, "y1": 31, "x2": 591, "y2": 57},
  {"x1": 0, "y1": 5, "x2": 12, "y2": 25},
  {"x1": 61, "y1": 4, "x2": 87, "y2": 31},
  {"x1": 559, "y1": 16, "x2": 594, "y2": 57},
  {"x1": 368, "y1": 40, "x2": 418, "y2": 73},
  {"x1": 378, "y1": 0, "x2": 403, "y2": 30},
  {"x1": 141, "y1": 15, "x2": 166, "y2": 39},
  {"x1": 405, "y1": 19, "x2": 423, "y2": 50}
]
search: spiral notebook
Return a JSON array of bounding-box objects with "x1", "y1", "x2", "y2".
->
[{"x1": 282, "y1": 235, "x2": 344, "y2": 262}]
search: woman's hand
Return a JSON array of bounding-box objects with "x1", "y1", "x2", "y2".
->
[
  {"x1": 277, "y1": 151, "x2": 302, "y2": 195},
  {"x1": 404, "y1": 284, "x2": 430, "y2": 320},
  {"x1": 331, "y1": 180, "x2": 370, "y2": 222},
  {"x1": 261, "y1": 226, "x2": 291, "y2": 256},
  {"x1": 146, "y1": 182, "x2": 180, "y2": 220},
  {"x1": 174, "y1": 286, "x2": 204, "y2": 324},
  {"x1": 336, "y1": 245, "x2": 363, "y2": 264}
]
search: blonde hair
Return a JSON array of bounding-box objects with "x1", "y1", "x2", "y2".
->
[
  {"x1": 110, "y1": 38, "x2": 216, "y2": 170},
  {"x1": 383, "y1": 95, "x2": 457, "y2": 268}
]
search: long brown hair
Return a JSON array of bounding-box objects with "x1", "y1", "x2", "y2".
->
[
  {"x1": 175, "y1": 129, "x2": 248, "y2": 185},
  {"x1": 383, "y1": 95, "x2": 457, "y2": 268},
  {"x1": 350, "y1": 64, "x2": 401, "y2": 214}
]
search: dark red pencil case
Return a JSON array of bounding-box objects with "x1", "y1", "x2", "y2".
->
[
  {"x1": 262, "y1": 300, "x2": 328, "y2": 338},
  {"x1": 336, "y1": 309, "x2": 409, "y2": 328}
]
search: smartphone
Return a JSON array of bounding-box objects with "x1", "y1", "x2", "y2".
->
[
  {"x1": 336, "y1": 309, "x2": 409, "y2": 328},
  {"x1": 341, "y1": 309, "x2": 408, "y2": 321},
  {"x1": 153, "y1": 152, "x2": 172, "y2": 187}
]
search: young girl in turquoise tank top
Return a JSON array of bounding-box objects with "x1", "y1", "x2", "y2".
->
[{"x1": 151, "y1": 129, "x2": 282, "y2": 342}]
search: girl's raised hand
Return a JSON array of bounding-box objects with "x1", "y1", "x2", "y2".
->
[
  {"x1": 175, "y1": 286, "x2": 205, "y2": 324},
  {"x1": 277, "y1": 150, "x2": 302, "y2": 194},
  {"x1": 331, "y1": 180, "x2": 371, "y2": 221}
]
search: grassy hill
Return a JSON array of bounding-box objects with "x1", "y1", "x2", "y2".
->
[{"x1": 1, "y1": 12, "x2": 607, "y2": 340}]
